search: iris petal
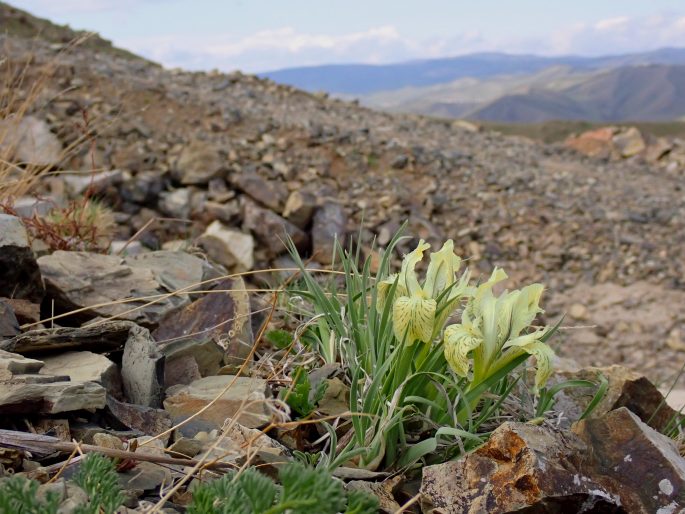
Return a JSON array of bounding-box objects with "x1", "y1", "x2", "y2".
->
[
  {"x1": 424, "y1": 240, "x2": 461, "y2": 299},
  {"x1": 443, "y1": 324, "x2": 482, "y2": 377},
  {"x1": 398, "y1": 240, "x2": 430, "y2": 296},
  {"x1": 503, "y1": 330, "x2": 555, "y2": 391},
  {"x1": 509, "y1": 284, "x2": 544, "y2": 338},
  {"x1": 393, "y1": 295, "x2": 436, "y2": 345},
  {"x1": 376, "y1": 273, "x2": 408, "y2": 312}
]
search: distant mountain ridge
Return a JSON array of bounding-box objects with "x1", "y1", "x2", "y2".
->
[
  {"x1": 261, "y1": 48, "x2": 685, "y2": 95},
  {"x1": 262, "y1": 48, "x2": 685, "y2": 122}
]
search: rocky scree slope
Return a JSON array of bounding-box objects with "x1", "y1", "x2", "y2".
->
[{"x1": 2, "y1": 25, "x2": 685, "y2": 387}]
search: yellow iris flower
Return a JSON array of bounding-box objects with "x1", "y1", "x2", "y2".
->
[
  {"x1": 377, "y1": 239, "x2": 468, "y2": 345},
  {"x1": 443, "y1": 269, "x2": 554, "y2": 392}
]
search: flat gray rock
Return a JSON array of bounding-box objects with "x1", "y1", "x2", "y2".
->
[
  {"x1": 37, "y1": 250, "x2": 207, "y2": 326},
  {"x1": 0, "y1": 377, "x2": 106, "y2": 414}
]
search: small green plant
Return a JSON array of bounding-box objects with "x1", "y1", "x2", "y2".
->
[
  {"x1": 0, "y1": 475, "x2": 60, "y2": 514},
  {"x1": 73, "y1": 453, "x2": 125, "y2": 514},
  {"x1": 286, "y1": 229, "x2": 570, "y2": 470},
  {"x1": 188, "y1": 461, "x2": 378, "y2": 514},
  {"x1": 0, "y1": 453, "x2": 123, "y2": 514},
  {"x1": 279, "y1": 366, "x2": 328, "y2": 418},
  {"x1": 266, "y1": 329, "x2": 294, "y2": 349}
]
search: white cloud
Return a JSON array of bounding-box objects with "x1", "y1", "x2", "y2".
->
[
  {"x1": 121, "y1": 26, "x2": 490, "y2": 72},
  {"x1": 549, "y1": 13, "x2": 685, "y2": 55},
  {"x1": 594, "y1": 16, "x2": 629, "y2": 31},
  {"x1": 13, "y1": 0, "x2": 162, "y2": 14},
  {"x1": 117, "y1": 12, "x2": 685, "y2": 73},
  {"x1": 122, "y1": 25, "x2": 427, "y2": 72}
]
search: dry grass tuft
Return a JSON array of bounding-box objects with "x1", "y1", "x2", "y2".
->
[{"x1": 1, "y1": 34, "x2": 117, "y2": 252}]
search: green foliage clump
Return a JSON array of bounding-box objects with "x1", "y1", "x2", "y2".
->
[
  {"x1": 279, "y1": 366, "x2": 328, "y2": 418},
  {"x1": 266, "y1": 329, "x2": 294, "y2": 349},
  {"x1": 0, "y1": 475, "x2": 59, "y2": 514},
  {"x1": 73, "y1": 453, "x2": 125, "y2": 514},
  {"x1": 0, "y1": 454, "x2": 124, "y2": 514},
  {"x1": 284, "y1": 229, "x2": 605, "y2": 470},
  {"x1": 188, "y1": 461, "x2": 378, "y2": 514}
]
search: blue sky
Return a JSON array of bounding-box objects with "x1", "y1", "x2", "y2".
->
[{"x1": 10, "y1": 0, "x2": 685, "y2": 72}]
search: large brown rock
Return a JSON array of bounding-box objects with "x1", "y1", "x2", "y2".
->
[
  {"x1": 0, "y1": 214, "x2": 44, "y2": 303},
  {"x1": 554, "y1": 365, "x2": 677, "y2": 431},
  {"x1": 564, "y1": 127, "x2": 616, "y2": 158},
  {"x1": 163, "y1": 375, "x2": 270, "y2": 429},
  {"x1": 153, "y1": 277, "x2": 254, "y2": 376},
  {"x1": 574, "y1": 407, "x2": 685, "y2": 514},
  {"x1": 420, "y1": 422, "x2": 621, "y2": 514}
]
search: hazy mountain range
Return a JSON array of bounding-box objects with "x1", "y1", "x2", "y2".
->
[{"x1": 262, "y1": 49, "x2": 685, "y2": 122}]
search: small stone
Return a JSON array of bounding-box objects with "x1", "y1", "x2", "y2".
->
[
  {"x1": 231, "y1": 173, "x2": 288, "y2": 211},
  {"x1": 163, "y1": 375, "x2": 270, "y2": 429},
  {"x1": 452, "y1": 119, "x2": 479, "y2": 132},
  {"x1": 613, "y1": 127, "x2": 646, "y2": 158},
  {"x1": 92, "y1": 432, "x2": 124, "y2": 450},
  {"x1": 63, "y1": 169, "x2": 123, "y2": 197},
  {"x1": 106, "y1": 395, "x2": 172, "y2": 439},
  {"x1": 109, "y1": 240, "x2": 145, "y2": 257},
  {"x1": 198, "y1": 221, "x2": 254, "y2": 272},
  {"x1": 122, "y1": 325, "x2": 164, "y2": 407},
  {"x1": 569, "y1": 303, "x2": 589, "y2": 320},
  {"x1": 158, "y1": 187, "x2": 192, "y2": 219},
  {"x1": 390, "y1": 154, "x2": 409, "y2": 169},
  {"x1": 173, "y1": 140, "x2": 226, "y2": 185},
  {"x1": 663, "y1": 389, "x2": 685, "y2": 411},
  {"x1": 10, "y1": 196, "x2": 54, "y2": 218},
  {"x1": 4, "y1": 320, "x2": 134, "y2": 354},
  {"x1": 243, "y1": 199, "x2": 309, "y2": 256},
  {"x1": 202, "y1": 419, "x2": 288, "y2": 464},
  {"x1": 283, "y1": 190, "x2": 318, "y2": 228},
  {"x1": 665, "y1": 328, "x2": 685, "y2": 352},
  {"x1": 565, "y1": 126, "x2": 616, "y2": 158},
  {"x1": 118, "y1": 461, "x2": 170, "y2": 494},
  {"x1": 166, "y1": 437, "x2": 203, "y2": 458},
  {"x1": 2, "y1": 298, "x2": 40, "y2": 325},
  {"x1": 347, "y1": 476, "x2": 401, "y2": 513},
  {"x1": 163, "y1": 354, "x2": 202, "y2": 388},
  {"x1": 312, "y1": 203, "x2": 347, "y2": 265},
  {"x1": 0, "y1": 116, "x2": 62, "y2": 166},
  {"x1": 40, "y1": 351, "x2": 123, "y2": 399},
  {"x1": 0, "y1": 214, "x2": 45, "y2": 303}
]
